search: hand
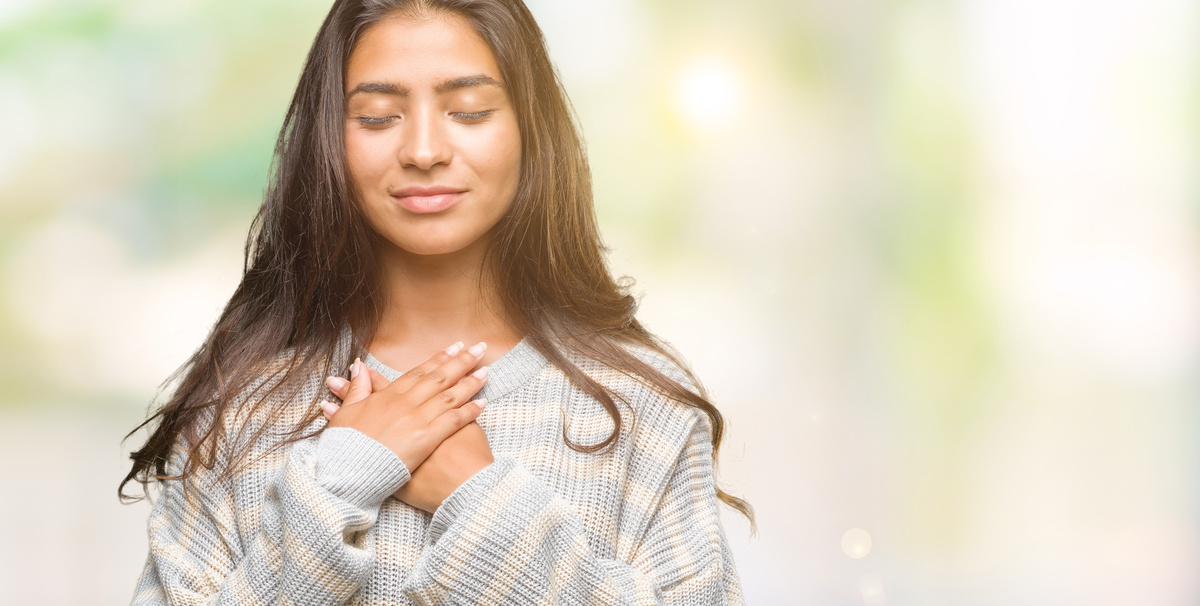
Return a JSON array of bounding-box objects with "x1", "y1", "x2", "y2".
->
[
  {"x1": 322, "y1": 342, "x2": 489, "y2": 476},
  {"x1": 393, "y1": 422, "x2": 493, "y2": 513},
  {"x1": 322, "y1": 343, "x2": 495, "y2": 512}
]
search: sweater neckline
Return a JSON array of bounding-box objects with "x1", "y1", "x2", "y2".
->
[{"x1": 362, "y1": 338, "x2": 549, "y2": 404}]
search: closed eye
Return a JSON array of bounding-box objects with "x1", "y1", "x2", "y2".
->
[
  {"x1": 355, "y1": 116, "x2": 395, "y2": 126},
  {"x1": 452, "y1": 110, "x2": 494, "y2": 122}
]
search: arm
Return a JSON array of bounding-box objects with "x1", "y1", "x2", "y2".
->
[
  {"x1": 132, "y1": 342, "x2": 489, "y2": 605},
  {"x1": 400, "y1": 413, "x2": 744, "y2": 605},
  {"x1": 131, "y1": 427, "x2": 410, "y2": 606}
]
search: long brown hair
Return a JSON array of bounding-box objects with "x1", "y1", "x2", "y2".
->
[{"x1": 120, "y1": 0, "x2": 751, "y2": 522}]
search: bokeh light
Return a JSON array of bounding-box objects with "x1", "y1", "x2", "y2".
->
[
  {"x1": 860, "y1": 573, "x2": 887, "y2": 605},
  {"x1": 843, "y1": 528, "x2": 873, "y2": 559},
  {"x1": 672, "y1": 54, "x2": 744, "y2": 133}
]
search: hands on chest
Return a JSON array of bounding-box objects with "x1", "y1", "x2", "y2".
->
[{"x1": 321, "y1": 342, "x2": 495, "y2": 512}]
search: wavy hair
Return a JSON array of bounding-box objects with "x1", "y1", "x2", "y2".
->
[{"x1": 120, "y1": 0, "x2": 751, "y2": 523}]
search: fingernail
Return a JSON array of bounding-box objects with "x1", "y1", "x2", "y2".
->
[
  {"x1": 320, "y1": 400, "x2": 339, "y2": 417},
  {"x1": 350, "y1": 358, "x2": 362, "y2": 379},
  {"x1": 472, "y1": 366, "x2": 488, "y2": 380},
  {"x1": 474, "y1": 398, "x2": 488, "y2": 410},
  {"x1": 445, "y1": 341, "x2": 464, "y2": 356},
  {"x1": 467, "y1": 342, "x2": 487, "y2": 357},
  {"x1": 326, "y1": 376, "x2": 349, "y2": 392}
]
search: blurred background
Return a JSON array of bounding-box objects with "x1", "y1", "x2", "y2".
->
[{"x1": 1, "y1": 0, "x2": 1197, "y2": 604}]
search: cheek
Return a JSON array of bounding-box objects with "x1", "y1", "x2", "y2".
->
[
  {"x1": 478, "y1": 123, "x2": 521, "y2": 194},
  {"x1": 345, "y1": 130, "x2": 392, "y2": 188}
]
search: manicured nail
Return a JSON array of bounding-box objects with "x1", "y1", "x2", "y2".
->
[
  {"x1": 350, "y1": 358, "x2": 362, "y2": 379},
  {"x1": 467, "y1": 342, "x2": 487, "y2": 357},
  {"x1": 445, "y1": 341, "x2": 465, "y2": 356},
  {"x1": 320, "y1": 400, "x2": 339, "y2": 417},
  {"x1": 472, "y1": 366, "x2": 489, "y2": 380},
  {"x1": 326, "y1": 376, "x2": 349, "y2": 393},
  {"x1": 474, "y1": 399, "x2": 488, "y2": 410}
]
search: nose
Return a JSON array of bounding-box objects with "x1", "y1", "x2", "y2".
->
[{"x1": 397, "y1": 106, "x2": 451, "y2": 171}]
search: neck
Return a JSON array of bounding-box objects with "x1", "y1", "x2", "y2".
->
[{"x1": 370, "y1": 240, "x2": 521, "y2": 368}]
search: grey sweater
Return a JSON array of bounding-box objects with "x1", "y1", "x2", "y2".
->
[{"x1": 131, "y1": 334, "x2": 745, "y2": 605}]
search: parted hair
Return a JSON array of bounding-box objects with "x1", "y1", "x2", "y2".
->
[{"x1": 120, "y1": 0, "x2": 751, "y2": 522}]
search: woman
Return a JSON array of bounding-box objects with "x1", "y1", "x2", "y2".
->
[{"x1": 122, "y1": 0, "x2": 750, "y2": 604}]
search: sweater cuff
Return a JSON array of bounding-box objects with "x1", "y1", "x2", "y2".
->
[
  {"x1": 406, "y1": 455, "x2": 575, "y2": 602},
  {"x1": 311, "y1": 427, "x2": 410, "y2": 509},
  {"x1": 427, "y1": 454, "x2": 520, "y2": 541}
]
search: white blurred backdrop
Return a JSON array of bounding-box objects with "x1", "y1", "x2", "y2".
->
[{"x1": 0, "y1": 0, "x2": 1197, "y2": 604}]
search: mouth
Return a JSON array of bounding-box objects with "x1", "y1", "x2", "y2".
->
[{"x1": 389, "y1": 186, "x2": 467, "y2": 214}]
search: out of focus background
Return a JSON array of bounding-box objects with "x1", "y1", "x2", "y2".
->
[{"x1": 1, "y1": 0, "x2": 1197, "y2": 604}]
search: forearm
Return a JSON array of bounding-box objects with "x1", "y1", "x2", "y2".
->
[
  {"x1": 401, "y1": 453, "x2": 741, "y2": 606},
  {"x1": 135, "y1": 428, "x2": 410, "y2": 606}
]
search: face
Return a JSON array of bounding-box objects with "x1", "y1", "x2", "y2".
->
[{"x1": 344, "y1": 12, "x2": 521, "y2": 259}]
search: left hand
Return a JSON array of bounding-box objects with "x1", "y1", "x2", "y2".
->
[{"x1": 322, "y1": 364, "x2": 495, "y2": 513}]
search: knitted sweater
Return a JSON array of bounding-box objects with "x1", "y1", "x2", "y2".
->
[{"x1": 130, "y1": 333, "x2": 745, "y2": 605}]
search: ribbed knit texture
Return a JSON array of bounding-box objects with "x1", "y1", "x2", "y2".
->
[{"x1": 131, "y1": 330, "x2": 745, "y2": 605}]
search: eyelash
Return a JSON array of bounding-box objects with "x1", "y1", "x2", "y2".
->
[
  {"x1": 454, "y1": 111, "x2": 493, "y2": 121},
  {"x1": 354, "y1": 111, "x2": 494, "y2": 126}
]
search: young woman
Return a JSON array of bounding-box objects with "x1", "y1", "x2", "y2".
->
[{"x1": 122, "y1": 0, "x2": 750, "y2": 604}]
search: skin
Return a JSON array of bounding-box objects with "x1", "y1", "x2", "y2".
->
[
  {"x1": 324, "y1": 11, "x2": 524, "y2": 513},
  {"x1": 345, "y1": 10, "x2": 522, "y2": 369}
]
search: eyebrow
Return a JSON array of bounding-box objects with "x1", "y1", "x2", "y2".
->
[{"x1": 346, "y1": 74, "x2": 503, "y2": 99}]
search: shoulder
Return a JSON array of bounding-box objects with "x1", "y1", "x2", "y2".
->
[
  {"x1": 563, "y1": 340, "x2": 711, "y2": 437},
  {"x1": 222, "y1": 346, "x2": 328, "y2": 439},
  {"x1": 622, "y1": 341, "x2": 704, "y2": 395},
  {"x1": 175, "y1": 346, "x2": 329, "y2": 471}
]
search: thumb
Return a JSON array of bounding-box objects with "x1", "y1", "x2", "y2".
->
[{"x1": 343, "y1": 357, "x2": 374, "y2": 405}]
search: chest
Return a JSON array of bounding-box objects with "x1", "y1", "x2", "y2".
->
[
  {"x1": 356, "y1": 405, "x2": 634, "y2": 605},
  {"x1": 236, "y1": 396, "x2": 646, "y2": 605}
]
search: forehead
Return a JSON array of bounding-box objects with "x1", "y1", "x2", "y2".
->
[{"x1": 346, "y1": 12, "x2": 502, "y2": 91}]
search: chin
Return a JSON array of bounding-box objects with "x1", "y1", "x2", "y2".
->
[
  {"x1": 402, "y1": 243, "x2": 470, "y2": 257},
  {"x1": 386, "y1": 231, "x2": 488, "y2": 258},
  {"x1": 368, "y1": 209, "x2": 503, "y2": 259}
]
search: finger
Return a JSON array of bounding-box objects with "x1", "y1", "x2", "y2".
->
[
  {"x1": 406, "y1": 342, "x2": 488, "y2": 405},
  {"x1": 424, "y1": 366, "x2": 489, "y2": 415},
  {"x1": 330, "y1": 368, "x2": 391, "y2": 400},
  {"x1": 429, "y1": 398, "x2": 487, "y2": 438},
  {"x1": 343, "y1": 358, "x2": 374, "y2": 405},
  {"x1": 319, "y1": 400, "x2": 340, "y2": 420},
  {"x1": 367, "y1": 367, "x2": 391, "y2": 392},
  {"x1": 326, "y1": 376, "x2": 349, "y2": 400},
  {"x1": 382, "y1": 341, "x2": 464, "y2": 396}
]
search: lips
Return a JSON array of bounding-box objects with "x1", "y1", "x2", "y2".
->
[{"x1": 390, "y1": 186, "x2": 467, "y2": 214}]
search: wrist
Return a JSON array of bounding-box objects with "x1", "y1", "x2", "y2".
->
[{"x1": 312, "y1": 427, "x2": 411, "y2": 507}]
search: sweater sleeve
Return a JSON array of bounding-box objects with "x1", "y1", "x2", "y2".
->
[
  {"x1": 130, "y1": 427, "x2": 411, "y2": 606},
  {"x1": 399, "y1": 414, "x2": 745, "y2": 605}
]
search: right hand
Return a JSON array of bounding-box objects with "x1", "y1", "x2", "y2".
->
[{"x1": 325, "y1": 341, "x2": 489, "y2": 473}]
